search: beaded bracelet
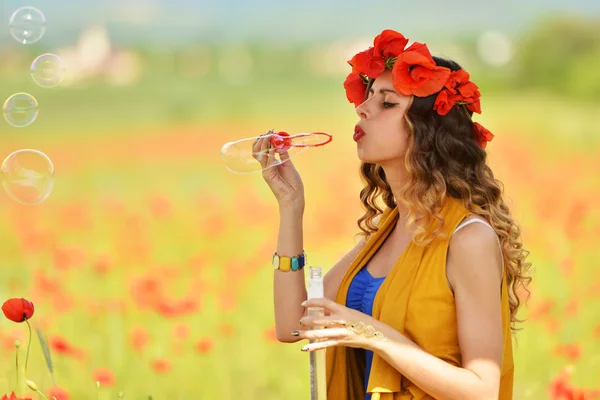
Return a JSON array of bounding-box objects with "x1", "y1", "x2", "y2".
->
[{"x1": 272, "y1": 250, "x2": 307, "y2": 272}]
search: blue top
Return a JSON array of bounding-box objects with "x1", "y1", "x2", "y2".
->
[{"x1": 345, "y1": 266, "x2": 386, "y2": 400}]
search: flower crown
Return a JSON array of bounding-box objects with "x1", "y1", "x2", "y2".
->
[{"x1": 343, "y1": 29, "x2": 494, "y2": 149}]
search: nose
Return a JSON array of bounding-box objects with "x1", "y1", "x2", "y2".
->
[{"x1": 355, "y1": 100, "x2": 369, "y2": 120}]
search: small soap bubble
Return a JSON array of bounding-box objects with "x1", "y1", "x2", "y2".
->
[
  {"x1": 3, "y1": 93, "x2": 39, "y2": 128},
  {"x1": 31, "y1": 54, "x2": 66, "y2": 88},
  {"x1": 1, "y1": 149, "x2": 55, "y2": 205},
  {"x1": 8, "y1": 7, "x2": 47, "y2": 45}
]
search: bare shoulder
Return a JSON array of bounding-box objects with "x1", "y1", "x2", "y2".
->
[
  {"x1": 447, "y1": 214, "x2": 504, "y2": 393},
  {"x1": 447, "y1": 215, "x2": 503, "y2": 293}
]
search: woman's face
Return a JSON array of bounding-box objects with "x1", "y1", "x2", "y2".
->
[{"x1": 354, "y1": 70, "x2": 412, "y2": 166}]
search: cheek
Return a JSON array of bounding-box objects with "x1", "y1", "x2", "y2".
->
[{"x1": 381, "y1": 117, "x2": 409, "y2": 148}]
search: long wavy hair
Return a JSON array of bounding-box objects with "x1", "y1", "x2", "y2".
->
[{"x1": 356, "y1": 56, "x2": 532, "y2": 334}]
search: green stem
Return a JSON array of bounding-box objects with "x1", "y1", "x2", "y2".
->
[
  {"x1": 25, "y1": 320, "x2": 32, "y2": 373},
  {"x1": 35, "y1": 389, "x2": 49, "y2": 400},
  {"x1": 15, "y1": 344, "x2": 20, "y2": 390}
]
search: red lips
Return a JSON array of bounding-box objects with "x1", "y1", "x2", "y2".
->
[{"x1": 354, "y1": 125, "x2": 366, "y2": 142}]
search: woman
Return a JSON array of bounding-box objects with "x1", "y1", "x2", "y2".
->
[{"x1": 253, "y1": 29, "x2": 531, "y2": 400}]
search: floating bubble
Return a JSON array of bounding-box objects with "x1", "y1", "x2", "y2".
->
[
  {"x1": 3, "y1": 93, "x2": 39, "y2": 128},
  {"x1": 8, "y1": 7, "x2": 47, "y2": 45},
  {"x1": 221, "y1": 131, "x2": 332, "y2": 174},
  {"x1": 31, "y1": 54, "x2": 66, "y2": 88},
  {"x1": 1, "y1": 149, "x2": 55, "y2": 205}
]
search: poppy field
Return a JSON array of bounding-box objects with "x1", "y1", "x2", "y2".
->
[{"x1": 0, "y1": 63, "x2": 599, "y2": 400}]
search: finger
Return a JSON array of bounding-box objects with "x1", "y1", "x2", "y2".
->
[
  {"x1": 252, "y1": 135, "x2": 266, "y2": 161},
  {"x1": 252, "y1": 130, "x2": 273, "y2": 161},
  {"x1": 254, "y1": 138, "x2": 268, "y2": 163},
  {"x1": 301, "y1": 340, "x2": 339, "y2": 352},
  {"x1": 299, "y1": 315, "x2": 346, "y2": 328},
  {"x1": 260, "y1": 147, "x2": 277, "y2": 181},
  {"x1": 297, "y1": 327, "x2": 348, "y2": 341},
  {"x1": 279, "y1": 149, "x2": 292, "y2": 163},
  {"x1": 302, "y1": 298, "x2": 342, "y2": 313},
  {"x1": 253, "y1": 129, "x2": 273, "y2": 145},
  {"x1": 258, "y1": 134, "x2": 272, "y2": 167},
  {"x1": 265, "y1": 144, "x2": 276, "y2": 169}
]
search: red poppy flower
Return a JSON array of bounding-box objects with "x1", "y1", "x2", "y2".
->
[
  {"x1": 347, "y1": 47, "x2": 386, "y2": 79},
  {"x1": 456, "y1": 81, "x2": 479, "y2": 98},
  {"x1": 391, "y1": 42, "x2": 451, "y2": 97},
  {"x1": 2, "y1": 298, "x2": 34, "y2": 323},
  {"x1": 151, "y1": 358, "x2": 172, "y2": 374},
  {"x1": 50, "y1": 336, "x2": 86, "y2": 360},
  {"x1": 1, "y1": 391, "x2": 32, "y2": 400},
  {"x1": 263, "y1": 326, "x2": 278, "y2": 343},
  {"x1": 466, "y1": 99, "x2": 482, "y2": 114},
  {"x1": 554, "y1": 343, "x2": 581, "y2": 361},
  {"x1": 456, "y1": 81, "x2": 482, "y2": 114},
  {"x1": 373, "y1": 29, "x2": 409, "y2": 58},
  {"x1": 47, "y1": 386, "x2": 70, "y2": 400},
  {"x1": 443, "y1": 69, "x2": 470, "y2": 94},
  {"x1": 130, "y1": 326, "x2": 149, "y2": 353},
  {"x1": 343, "y1": 73, "x2": 368, "y2": 107},
  {"x1": 473, "y1": 123, "x2": 494, "y2": 149},
  {"x1": 195, "y1": 337, "x2": 214, "y2": 354},
  {"x1": 93, "y1": 367, "x2": 116, "y2": 387},
  {"x1": 433, "y1": 90, "x2": 459, "y2": 116},
  {"x1": 434, "y1": 70, "x2": 483, "y2": 116}
]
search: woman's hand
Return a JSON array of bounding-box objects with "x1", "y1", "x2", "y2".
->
[
  {"x1": 295, "y1": 298, "x2": 387, "y2": 352},
  {"x1": 252, "y1": 130, "x2": 305, "y2": 210}
]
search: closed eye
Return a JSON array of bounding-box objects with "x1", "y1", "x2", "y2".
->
[{"x1": 382, "y1": 102, "x2": 397, "y2": 108}]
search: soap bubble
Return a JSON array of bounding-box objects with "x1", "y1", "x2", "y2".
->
[
  {"x1": 8, "y1": 7, "x2": 47, "y2": 45},
  {"x1": 3, "y1": 93, "x2": 39, "y2": 128},
  {"x1": 31, "y1": 54, "x2": 66, "y2": 88},
  {"x1": 1, "y1": 149, "x2": 55, "y2": 205}
]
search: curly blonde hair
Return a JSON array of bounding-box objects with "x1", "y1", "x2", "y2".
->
[{"x1": 355, "y1": 56, "x2": 532, "y2": 334}]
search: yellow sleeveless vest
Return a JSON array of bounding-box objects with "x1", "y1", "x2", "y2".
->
[{"x1": 326, "y1": 196, "x2": 514, "y2": 399}]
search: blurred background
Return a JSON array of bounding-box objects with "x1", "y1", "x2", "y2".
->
[{"x1": 0, "y1": 0, "x2": 599, "y2": 398}]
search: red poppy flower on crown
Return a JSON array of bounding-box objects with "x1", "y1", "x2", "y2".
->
[{"x1": 343, "y1": 29, "x2": 493, "y2": 149}]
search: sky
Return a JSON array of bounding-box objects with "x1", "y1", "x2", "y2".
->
[{"x1": 1, "y1": 0, "x2": 600, "y2": 46}]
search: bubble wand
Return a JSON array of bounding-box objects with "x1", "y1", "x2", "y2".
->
[{"x1": 220, "y1": 130, "x2": 333, "y2": 174}]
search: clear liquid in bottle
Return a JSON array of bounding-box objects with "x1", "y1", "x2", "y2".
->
[{"x1": 307, "y1": 266, "x2": 327, "y2": 400}]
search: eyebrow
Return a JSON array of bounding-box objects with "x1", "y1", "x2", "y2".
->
[{"x1": 368, "y1": 88, "x2": 397, "y2": 95}]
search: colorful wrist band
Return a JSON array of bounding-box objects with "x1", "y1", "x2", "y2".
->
[{"x1": 272, "y1": 251, "x2": 307, "y2": 272}]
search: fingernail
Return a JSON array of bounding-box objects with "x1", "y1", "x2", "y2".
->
[
  {"x1": 301, "y1": 347, "x2": 309, "y2": 352},
  {"x1": 291, "y1": 331, "x2": 299, "y2": 336},
  {"x1": 301, "y1": 301, "x2": 307, "y2": 306}
]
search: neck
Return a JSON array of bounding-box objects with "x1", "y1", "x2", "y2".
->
[
  {"x1": 380, "y1": 161, "x2": 430, "y2": 231},
  {"x1": 380, "y1": 162, "x2": 410, "y2": 226}
]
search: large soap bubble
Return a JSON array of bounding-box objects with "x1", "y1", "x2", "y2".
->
[
  {"x1": 31, "y1": 54, "x2": 66, "y2": 88},
  {"x1": 1, "y1": 149, "x2": 55, "y2": 205},
  {"x1": 3, "y1": 93, "x2": 39, "y2": 128},
  {"x1": 8, "y1": 7, "x2": 47, "y2": 45}
]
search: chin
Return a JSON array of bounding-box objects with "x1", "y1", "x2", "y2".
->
[
  {"x1": 356, "y1": 150, "x2": 379, "y2": 164},
  {"x1": 357, "y1": 150, "x2": 403, "y2": 167}
]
